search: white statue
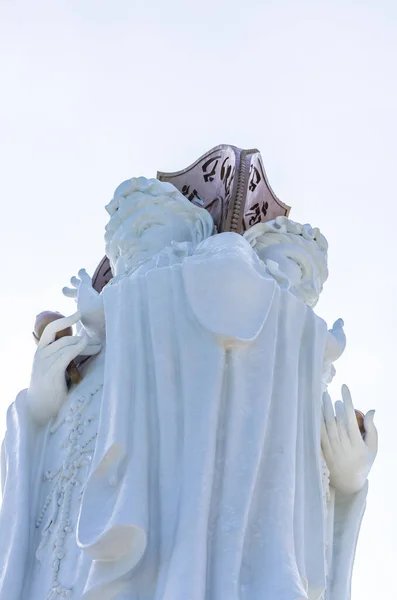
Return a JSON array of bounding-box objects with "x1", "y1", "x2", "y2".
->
[{"x1": 0, "y1": 178, "x2": 377, "y2": 600}]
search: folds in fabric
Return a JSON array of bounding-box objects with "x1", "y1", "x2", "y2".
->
[
  {"x1": 78, "y1": 237, "x2": 329, "y2": 600},
  {"x1": 0, "y1": 392, "x2": 34, "y2": 600}
]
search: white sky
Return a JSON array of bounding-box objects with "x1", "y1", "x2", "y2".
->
[{"x1": 0, "y1": 1, "x2": 396, "y2": 597}]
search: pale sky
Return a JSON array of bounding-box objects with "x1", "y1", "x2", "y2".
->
[{"x1": 0, "y1": 1, "x2": 396, "y2": 598}]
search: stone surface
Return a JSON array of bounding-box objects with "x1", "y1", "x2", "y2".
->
[
  {"x1": 92, "y1": 144, "x2": 290, "y2": 293},
  {"x1": 0, "y1": 176, "x2": 377, "y2": 600}
]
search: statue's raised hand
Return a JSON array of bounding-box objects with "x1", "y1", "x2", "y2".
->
[
  {"x1": 63, "y1": 269, "x2": 105, "y2": 340},
  {"x1": 27, "y1": 312, "x2": 102, "y2": 425},
  {"x1": 321, "y1": 385, "x2": 378, "y2": 495}
]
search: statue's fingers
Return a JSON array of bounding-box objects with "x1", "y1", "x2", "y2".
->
[
  {"x1": 364, "y1": 410, "x2": 378, "y2": 455},
  {"x1": 78, "y1": 268, "x2": 92, "y2": 284},
  {"x1": 335, "y1": 400, "x2": 349, "y2": 448},
  {"x1": 86, "y1": 334, "x2": 102, "y2": 346},
  {"x1": 62, "y1": 286, "x2": 78, "y2": 299},
  {"x1": 78, "y1": 343, "x2": 102, "y2": 357},
  {"x1": 341, "y1": 384, "x2": 354, "y2": 411},
  {"x1": 41, "y1": 335, "x2": 84, "y2": 358},
  {"x1": 52, "y1": 335, "x2": 88, "y2": 367},
  {"x1": 333, "y1": 318, "x2": 344, "y2": 330},
  {"x1": 70, "y1": 276, "x2": 81, "y2": 288},
  {"x1": 322, "y1": 392, "x2": 339, "y2": 448},
  {"x1": 341, "y1": 384, "x2": 362, "y2": 442},
  {"x1": 38, "y1": 311, "x2": 81, "y2": 349}
]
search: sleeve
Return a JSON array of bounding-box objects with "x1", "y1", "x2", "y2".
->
[
  {"x1": 327, "y1": 483, "x2": 368, "y2": 600},
  {"x1": 0, "y1": 437, "x2": 7, "y2": 497},
  {"x1": 0, "y1": 391, "x2": 36, "y2": 600}
]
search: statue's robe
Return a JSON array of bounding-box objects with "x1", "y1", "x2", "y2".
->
[
  {"x1": 0, "y1": 233, "x2": 368, "y2": 600},
  {"x1": 0, "y1": 353, "x2": 106, "y2": 600}
]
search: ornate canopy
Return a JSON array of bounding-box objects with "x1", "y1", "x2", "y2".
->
[{"x1": 92, "y1": 145, "x2": 290, "y2": 292}]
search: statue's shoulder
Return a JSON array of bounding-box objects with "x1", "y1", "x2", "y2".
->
[{"x1": 182, "y1": 233, "x2": 277, "y2": 343}]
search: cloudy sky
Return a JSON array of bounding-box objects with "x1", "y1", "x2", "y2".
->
[{"x1": 0, "y1": 0, "x2": 396, "y2": 597}]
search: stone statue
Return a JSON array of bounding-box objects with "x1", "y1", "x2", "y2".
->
[{"x1": 0, "y1": 166, "x2": 377, "y2": 600}]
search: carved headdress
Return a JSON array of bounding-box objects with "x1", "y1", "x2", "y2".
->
[{"x1": 92, "y1": 145, "x2": 290, "y2": 291}]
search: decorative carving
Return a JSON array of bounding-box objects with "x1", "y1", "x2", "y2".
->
[
  {"x1": 36, "y1": 383, "x2": 102, "y2": 599},
  {"x1": 92, "y1": 256, "x2": 112, "y2": 294},
  {"x1": 157, "y1": 144, "x2": 290, "y2": 234},
  {"x1": 92, "y1": 145, "x2": 290, "y2": 292}
]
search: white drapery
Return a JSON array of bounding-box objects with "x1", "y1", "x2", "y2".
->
[
  {"x1": 0, "y1": 234, "x2": 368, "y2": 600},
  {"x1": 79, "y1": 234, "x2": 329, "y2": 600}
]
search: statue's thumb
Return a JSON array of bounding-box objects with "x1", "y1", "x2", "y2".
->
[
  {"x1": 332, "y1": 318, "x2": 345, "y2": 330},
  {"x1": 364, "y1": 410, "x2": 378, "y2": 453}
]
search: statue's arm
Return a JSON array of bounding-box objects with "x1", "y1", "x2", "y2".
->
[{"x1": 321, "y1": 387, "x2": 376, "y2": 599}]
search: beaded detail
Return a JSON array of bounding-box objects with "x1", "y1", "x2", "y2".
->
[
  {"x1": 321, "y1": 457, "x2": 331, "y2": 506},
  {"x1": 35, "y1": 383, "x2": 103, "y2": 599}
]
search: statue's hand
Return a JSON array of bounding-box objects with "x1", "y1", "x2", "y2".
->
[
  {"x1": 321, "y1": 385, "x2": 378, "y2": 495},
  {"x1": 27, "y1": 312, "x2": 101, "y2": 425},
  {"x1": 63, "y1": 269, "x2": 105, "y2": 341},
  {"x1": 325, "y1": 318, "x2": 346, "y2": 363}
]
